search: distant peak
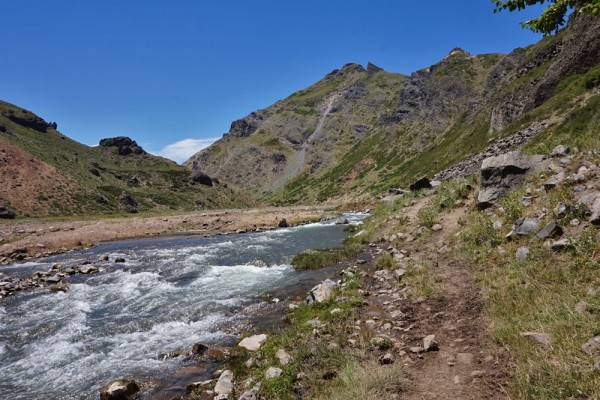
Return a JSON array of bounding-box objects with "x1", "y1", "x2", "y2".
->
[{"x1": 99, "y1": 136, "x2": 146, "y2": 155}]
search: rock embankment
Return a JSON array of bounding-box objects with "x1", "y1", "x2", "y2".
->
[{"x1": 433, "y1": 120, "x2": 550, "y2": 182}]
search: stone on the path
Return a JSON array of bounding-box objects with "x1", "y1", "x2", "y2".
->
[
  {"x1": 516, "y1": 247, "x2": 529, "y2": 262},
  {"x1": 214, "y1": 370, "x2": 234, "y2": 397},
  {"x1": 423, "y1": 334, "x2": 439, "y2": 351},
  {"x1": 521, "y1": 332, "x2": 552, "y2": 346},
  {"x1": 276, "y1": 348, "x2": 292, "y2": 365},
  {"x1": 432, "y1": 224, "x2": 443, "y2": 231},
  {"x1": 379, "y1": 353, "x2": 395, "y2": 365},
  {"x1": 409, "y1": 346, "x2": 424, "y2": 353},
  {"x1": 264, "y1": 367, "x2": 283, "y2": 379},
  {"x1": 306, "y1": 279, "x2": 338, "y2": 304},
  {"x1": 581, "y1": 335, "x2": 600, "y2": 355},
  {"x1": 554, "y1": 204, "x2": 567, "y2": 219},
  {"x1": 477, "y1": 151, "x2": 546, "y2": 208},
  {"x1": 238, "y1": 334, "x2": 267, "y2": 351},
  {"x1": 534, "y1": 221, "x2": 563, "y2": 240},
  {"x1": 471, "y1": 370, "x2": 484, "y2": 378},
  {"x1": 100, "y1": 379, "x2": 140, "y2": 400}
]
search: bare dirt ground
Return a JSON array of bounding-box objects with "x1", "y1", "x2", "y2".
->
[
  {"x1": 0, "y1": 205, "x2": 339, "y2": 264},
  {"x1": 360, "y1": 194, "x2": 508, "y2": 399}
]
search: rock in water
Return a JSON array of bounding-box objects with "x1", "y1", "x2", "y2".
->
[
  {"x1": 100, "y1": 379, "x2": 139, "y2": 400},
  {"x1": 278, "y1": 218, "x2": 289, "y2": 228},
  {"x1": 477, "y1": 151, "x2": 546, "y2": 208},
  {"x1": 238, "y1": 334, "x2": 267, "y2": 351}
]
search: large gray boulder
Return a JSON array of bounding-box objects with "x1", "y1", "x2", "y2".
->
[
  {"x1": 477, "y1": 151, "x2": 547, "y2": 208},
  {"x1": 306, "y1": 279, "x2": 338, "y2": 304}
]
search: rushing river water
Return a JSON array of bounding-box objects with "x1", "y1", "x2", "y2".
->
[{"x1": 0, "y1": 213, "x2": 365, "y2": 399}]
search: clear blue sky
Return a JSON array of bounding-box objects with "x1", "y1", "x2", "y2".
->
[{"x1": 1, "y1": 0, "x2": 545, "y2": 162}]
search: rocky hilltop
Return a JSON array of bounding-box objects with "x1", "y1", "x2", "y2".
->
[
  {"x1": 0, "y1": 101, "x2": 251, "y2": 217},
  {"x1": 186, "y1": 12, "x2": 600, "y2": 204}
]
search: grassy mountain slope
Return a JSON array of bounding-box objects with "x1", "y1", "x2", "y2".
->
[
  {"x1": 0, "y1": 101, "x2": 251, "y2": 217},
  {"x1": 187, "y1": 13, "x2": 600, "y2": 205}
]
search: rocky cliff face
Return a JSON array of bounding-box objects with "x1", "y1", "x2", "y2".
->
[{"x1": 186, "y1": 13, "x2": 600, "y2": 204}]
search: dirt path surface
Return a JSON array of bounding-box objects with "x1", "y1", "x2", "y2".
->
[
  {"x1": 0, "y1": 205, "x2": 340, "y2": 265},
  {"x1": 360, "y1": 195, "x2": 507, "y2": 399}
]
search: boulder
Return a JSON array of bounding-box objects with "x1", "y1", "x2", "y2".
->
[
  {"x1": 238, "y1": 334, "x2": 267, "y2": 351},
  {"x1": 0, "y1": 206, "x2": 16, "y2": 219},
  {"x1": 521, "y1": 332, "x2": 552, "y2": 346},
  {"x1": 477, "y1": 151, "x2": 546, "y2": 208},
  {"x1": 192, "y1": 342, "x2": 209, "y2": 355},
  {"x1": 534, "y1": 221, "x2": 563, "y2": 240},
  {"x1": 278, "y1": 218, "x2": 289, "y2": 228},
  {"x1": 582, "y1": 335, "x2": 600, "y2": 355},
  {"x1": 100, "y1": 379, "x2": 139, "y2": 400},
  {"x1": 379, "y1": 353, "x2": 395, "y2": 364},
  {"x1": 550, "y1": 145, "x2": 570, "y2": 157},
  {"x1": 238, "y1": 384, "x2": 261, "y2": 400},
  {"x1": 578, "y1": 191, "x2": 600, "y2": 225},
  {"x1": 118, "y1": 193, "x2": 138, "y2": 214},
  {"x1": 409, "y1": 176, "x2": 432, "y2": 191},
  {"x1": 276, "y1": 348, "x2": 292, "y2": 365},
  {"x1": 214, "y1": 370, "x2": 234, "y2": 397},
  {"x1": 507, "y1": 217, "x2": 540, "y2": 238},
  {"x1": 423, "y1": 334, "x2": 439, "y2": 351},
  {"x1": 190, "y1": 170, "x2": 213, "y2": 186},
  {"x1": 516, "y1": 247, "x2": 529, "y2": 262},
  {"x1": 264, "y1": 367, "x2": 283, "y2": 379},
  {"x1": 306, "y1": 279, "x2": 338, "y2": 304}
]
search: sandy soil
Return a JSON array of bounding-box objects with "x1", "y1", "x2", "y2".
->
[{"x1": 0, "y1": 205, "x2": 340, "y2": 264}]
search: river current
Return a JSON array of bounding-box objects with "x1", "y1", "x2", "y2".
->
[{"x1": 0, "y1": 213, "x2": 365, "y2": 399}]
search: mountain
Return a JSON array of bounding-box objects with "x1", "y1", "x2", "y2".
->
[
  {"x1": 0, "y1": 101, "x2": 251, "y2": 217},
  {"x1": 186, "y1": 13, "x2": 600, "y2": 204}
]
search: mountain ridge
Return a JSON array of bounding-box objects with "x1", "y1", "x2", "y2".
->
[{"x1": 186, "y1": 12, "x2": 600, "y2": 204}]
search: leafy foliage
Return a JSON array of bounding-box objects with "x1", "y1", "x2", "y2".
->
[{"x1": 492, "y1": 0, "x2": 600, "y2": 34}]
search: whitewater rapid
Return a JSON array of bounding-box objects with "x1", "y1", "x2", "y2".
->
[{"x1": 0, "y1": 213, "x2": 365, "y2": 399}]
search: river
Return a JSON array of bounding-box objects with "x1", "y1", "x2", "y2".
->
[{"x1": 0, "y1": 213, "x2": 365, "y2": 399}]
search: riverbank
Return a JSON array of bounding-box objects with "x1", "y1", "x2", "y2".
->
[
  {"x1": 0, "y1": 205, "x2": 342, "y2": 265},
  {"x1": 188, "y1": 147, "x2": 599, "y2": 399}
]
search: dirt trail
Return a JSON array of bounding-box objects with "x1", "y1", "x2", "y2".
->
[{"x1": 361, "y1": 195, "x2": 507, "y2": 399}]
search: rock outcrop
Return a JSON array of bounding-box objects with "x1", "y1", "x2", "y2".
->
[
  {"x1": 0, "y1": 206, "x2": 16, "y2": 219},
  {"x1": 477, "y1": 151, "x2": 546, "y2": 208},
  {"x1": 99, "y1": 137, "x2": 146, "y2": 155}
]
